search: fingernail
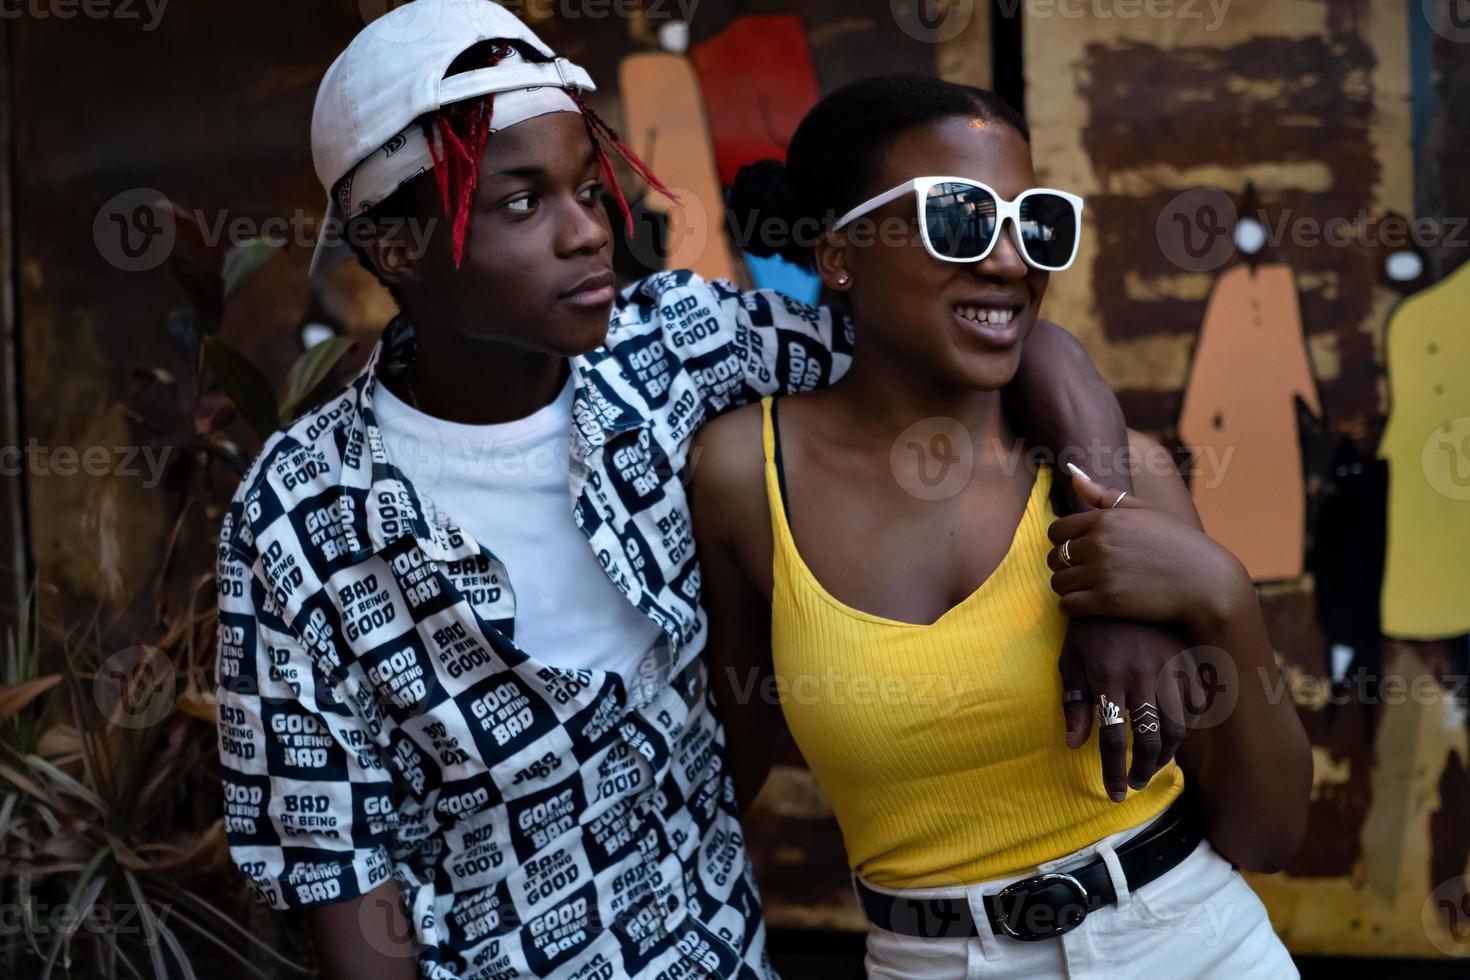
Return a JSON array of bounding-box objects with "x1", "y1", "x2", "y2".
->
[
  {"x1": 1066, "y1": 462, "x2": 1088, "y2": 480},
  {"x1": 1109, "y1": 790, "x2": 1126, "y2": 803},
  {"x1": 1129, "y1": 780, "x2": 1147, "y2": 790}
]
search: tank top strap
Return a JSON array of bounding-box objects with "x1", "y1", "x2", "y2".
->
[{"x1": 759, "y1": 396, "x2": 792, "y2": 524}]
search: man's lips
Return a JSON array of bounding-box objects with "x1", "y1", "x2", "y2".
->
[{"x1": 559, "y1": 271, "x2": 616, "y2": 308}]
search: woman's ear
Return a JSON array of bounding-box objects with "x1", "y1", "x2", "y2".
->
[{"x1": 814, "y1": 228, "x2": 853, "y2": 292}]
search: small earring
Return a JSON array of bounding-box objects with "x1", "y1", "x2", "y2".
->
[{"x1": 836, "y1": 272, "x2": 850, "y2": 285}]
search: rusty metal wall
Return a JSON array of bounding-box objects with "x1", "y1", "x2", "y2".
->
[{"x1": 1018, "y1": 0, "x2": 1468, "y2": 957}]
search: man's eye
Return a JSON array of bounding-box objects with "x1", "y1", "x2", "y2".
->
[{"x1": 504, "y1": 195, "x2": 536, "y2": 214}]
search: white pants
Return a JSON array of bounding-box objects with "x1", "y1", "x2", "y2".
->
[{"x1": 861, "y1": 820, "x2": 1297, "y2": 979}]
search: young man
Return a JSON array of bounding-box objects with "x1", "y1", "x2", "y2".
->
[{"x1": 214, "y1": 3, "x2": 1160, "y2": 978}]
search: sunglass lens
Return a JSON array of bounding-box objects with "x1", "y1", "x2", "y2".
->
[
  {"x1": 924, "y1": 182, "x2": 999, "y2": 260},
  {"x1": 1017, "y1": 193, "x2": 1078, "y2": 268}
]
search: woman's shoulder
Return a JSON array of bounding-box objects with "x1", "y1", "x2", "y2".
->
[
  {"x1": 692, "y1": 402, "x2": 767, "y2": 490},
  {"x1": 687, "y1": 401, "x2": 781, "y2": 592},
  {"x1": 689, "y1": 402, "x2": 772, "y2": 534}
]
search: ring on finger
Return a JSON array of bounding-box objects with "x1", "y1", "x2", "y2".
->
[
  {"x1": 1131, "y1": 701, "x2": 1160, "y2": 734},
  {"x1": 1059, "y1": 539, "x2": 1074, "y2": 568},
  {"x1": 1096, "y1": 694, "x2": 1125, "y2": 727},
  {"x1": 1111, "y1": 490, "x2": 1128, "y2": 508},
  {"x1": 1061, "y1": 689, "x2": 1088, "y2": 705}
]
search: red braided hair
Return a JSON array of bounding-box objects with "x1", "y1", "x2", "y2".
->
[
  {"x1": 425, "y1": 41, "x2": 512, "y2": 267},
  {"x1": 425, "y1": 42, "x2": 679, "y2": 267},
  {"x1": 567, "y1": 90, "x2": 680, "y2": 235}
]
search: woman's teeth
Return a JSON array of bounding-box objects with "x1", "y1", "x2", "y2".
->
[{"x1": 956, "y1": 306, "x2": 1017, "y2": 326}]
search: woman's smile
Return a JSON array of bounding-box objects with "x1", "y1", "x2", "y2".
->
[{"x1": 952, "y1": 299, "x2": 1027, "y2": 349}]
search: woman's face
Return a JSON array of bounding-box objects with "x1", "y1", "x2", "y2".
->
[{"x1": 821, "y1": 115, "x2": 1049, "y2": 392}]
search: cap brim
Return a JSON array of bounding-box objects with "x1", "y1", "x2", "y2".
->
[{"x1": 308, "y1": 194, "x2": 351, "y2": 280}]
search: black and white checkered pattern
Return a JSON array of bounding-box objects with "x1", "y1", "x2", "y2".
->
[{"x1": 215, "y1": 270, "x2": 853, "y2": 979}]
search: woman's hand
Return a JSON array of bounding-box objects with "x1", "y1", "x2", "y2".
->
[
  {"x1": 1047, "y1": 456, "x2": 1311, "y2": 870},
  {"x1": 1046, "y1": 464, "x2": 1251, "y2": 636}
]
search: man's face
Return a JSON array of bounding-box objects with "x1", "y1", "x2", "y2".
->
[{"x1": 398, "y1": 111, "x2": 617, "y2": 355}]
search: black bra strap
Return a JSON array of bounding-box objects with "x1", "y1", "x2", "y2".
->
[{"x1": 769, "y1": 397, "x2": 792, "y2": 524}]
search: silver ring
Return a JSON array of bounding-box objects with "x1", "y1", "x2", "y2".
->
[
  {"x1": 1096, "y1": 694, "x2": 1125, "y2": 727},
  {"x1": 1062, "y1": 689, "x2": 1088, "y2": 705},
  {"x1": 1132, "y1": 702, "x2": 1160, "y2": 734},
  {"x1": 1111, "y1": 490, "x2": 1128, "y2": 508},
  {"x1": 1059, "y1": 539, "x2": 1074, "y2": 568}
]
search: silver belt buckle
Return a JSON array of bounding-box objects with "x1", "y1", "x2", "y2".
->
[{"x1": 993, "y1": 871, "x2": 1089, "y2": 941}]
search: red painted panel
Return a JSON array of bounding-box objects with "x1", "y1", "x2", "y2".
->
[{"x1": 691, "y1": 15, "x2": 822, "y2": 187}]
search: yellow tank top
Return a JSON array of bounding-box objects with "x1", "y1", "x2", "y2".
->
[{"x1": 761, "y1": 397, "x2": 1184, "y2": 889}]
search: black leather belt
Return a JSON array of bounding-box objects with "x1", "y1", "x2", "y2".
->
[{"x1": 854, "y1": 796, "x2": 1203, "y2": 942}]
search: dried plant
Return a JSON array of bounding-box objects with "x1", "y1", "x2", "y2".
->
[{"x1": 0, "y1": 203, "x2": 355, "y2": 979}]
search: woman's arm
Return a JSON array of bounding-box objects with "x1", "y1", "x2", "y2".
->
[
  {"x1": 689, "y1": 405, "x2": 785, "y2": 812},
  {"x1": 1006, "y1": 319, "x2": 1132, "y2": 513},
  {"x1": 1172, "y1": 583, "x2": 1312, "y2": 872},
  {"x1": 1011, "y1": 322, "x2": 1210, "y2": 800},
  {"x1": 1046, "y1": 432, "x2": 1312, "y2": 872}
]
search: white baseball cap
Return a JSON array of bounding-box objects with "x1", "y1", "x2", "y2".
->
[{"x1": 308, "y1": 0, "x2": 597, "y2": 276}]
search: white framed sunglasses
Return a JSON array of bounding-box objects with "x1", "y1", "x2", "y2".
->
[{"x1": 831, "y1": 176, "x2": 1085, "y2": 272}]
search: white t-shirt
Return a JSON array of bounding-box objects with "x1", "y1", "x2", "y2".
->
[{"x1": 372, "y1": 374, "x2": 662, "y2": 679}]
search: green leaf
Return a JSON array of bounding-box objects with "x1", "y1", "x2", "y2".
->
[
  {"x1": 166, "y1": 309, "x2": 199, "y2": 357},
  {"x1": 121, "y1": 870, "x2": 167, "y2": 980},
  {"x1": 277, "y1": 336, "x2": 354, "y2": 422},
  {"x1": 161, "y1": 202, "x2": 225, "y2": 333},
  {"x1": 0, "y1": 790, "x2": 18, "y2": 845},
  {"x1": 221, "y1": 237, "x2": 281, "y2": 299},
  {"x1": 39, "y1": 866, "x2": 108, "y2": 980},
  {"x1": 202, "y1": 338, "x2": 279, "y2": 437},
  {"x1": 21, "y1": 753, "x2": 103, "y2": 810},
  {"x1": 153, "y1": 912, "x2": 198, "y2": 980},
  {"x1": 114, "y1": 944, "x2": 147, "y2": 980},
  {"x1": 64, "y1": 847, "x2": 110, "y2": 912}
]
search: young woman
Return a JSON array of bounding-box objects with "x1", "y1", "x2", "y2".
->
[{"x1": 691, "y1": 75, "x2": 1312, "y2": 978}]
